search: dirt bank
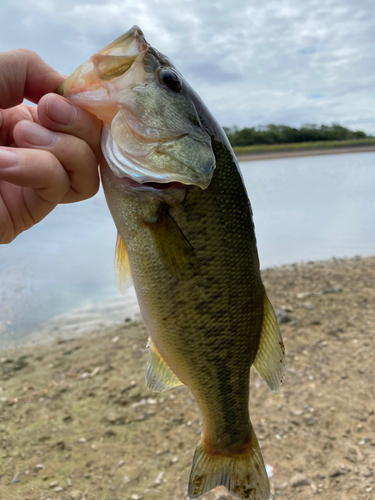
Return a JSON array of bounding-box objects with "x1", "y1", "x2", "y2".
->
[
  {"x1": 236, "y1": 144, "x2": 375, "y2": 162},
  {"x1": 0, "y1": 256, "x2": 374, "y2": 500}
]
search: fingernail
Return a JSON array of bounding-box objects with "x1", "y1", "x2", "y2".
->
[
  {"x1": 0, "y1": 149, "x2": 20, "y2": 168},
  {"x1": 21, "y1": 121, "x2": 57, "y2": 147},
  {"x1": 47, "y1": 95, "x2": 77, "y2": 125}
]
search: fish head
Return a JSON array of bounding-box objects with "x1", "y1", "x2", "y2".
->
[{"x1": 58, "y1": 26, "x2": 216, "y2": 189}]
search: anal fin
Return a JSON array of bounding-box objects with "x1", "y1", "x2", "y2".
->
[
  {"x1": 146, "y1": 340, "x2": 184, "y2": 392},
  {"x1": 252, "y1": 293, "x2": 286, "y2": 393},
  {"x1": 114, "y1": 232, "x2": 132, "y2": 295}
]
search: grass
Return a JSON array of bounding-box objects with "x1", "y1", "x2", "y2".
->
[{"x1": 233, "y1": 137, "x2": 375, "y2": 155}]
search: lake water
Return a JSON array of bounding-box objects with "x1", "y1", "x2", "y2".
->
[{"x1": 1, "y1": 151, "x2": 374, "y2": 340}]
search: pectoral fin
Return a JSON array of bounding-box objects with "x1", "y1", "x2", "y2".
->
[
  {"x1": 145, "y1": 206, "x2": 199, "y2": 281},
  {"x1": 114, "y1": 232, "x2": 132, "y2": 295},
  {"x1": 252, "y1": 293, "x2": 286, "y2": 393},
  {"x1": 146, "y1": 339, "x2": 184, "y2": 392}
]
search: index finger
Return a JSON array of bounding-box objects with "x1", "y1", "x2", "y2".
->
[{"x1": 0, "y1": 49, "x2": 63, "y2": 109}]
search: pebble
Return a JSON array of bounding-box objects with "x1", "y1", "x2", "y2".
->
[
  {"x1": 321, "y1": 286, "x2": 342, "y2": 294},
  {"x1": 275, "y1": 309, "x2": 292, "y2": 324},
  {"x1": 329, "y1": 468, "x2": 345, "y2": 477},
  {"x1": 153, "y1": 471, "x2": 165, "y2": 486},
  {"x1": 49, "y1": 481, "x2": 58, "y2": 488},
  {"x1": 55, "y1": 486, "x2": 64, "y2": 492},
  {"x1": 118, "y1": 459, "x2": 125, "y2": 467},
  {"x1": 35, "y1": 464, "x2": 45, "y2": 470},
  {"x1": 296, "y1": 292, "x2": 311, "y2": 299},
  {"x1": 290, "y1": 474, "x2": 310, "y2": 487},
  {"x1": 90, "y1": 367, "x2": 101, "y2": 377}
]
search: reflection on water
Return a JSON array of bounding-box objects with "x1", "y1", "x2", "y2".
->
[{"x1": 0, "y1": 151, "x2": 374, "y2": 341}]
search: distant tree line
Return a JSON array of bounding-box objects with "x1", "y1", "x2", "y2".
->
[{"x1": 223, "y1": 124, "x2": 373, "y2": 147}]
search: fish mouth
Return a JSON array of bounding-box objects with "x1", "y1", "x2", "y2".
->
[
  {"x1": 59, "y1": 25, "x2": 216, "y2": 190},
  {"x1": 141, "y1": 181, "x2": 185, "y2": 190}
]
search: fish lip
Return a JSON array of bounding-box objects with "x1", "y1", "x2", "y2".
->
[{"x1": 118, "y1": 176, "x2": 187, "y2": 194}]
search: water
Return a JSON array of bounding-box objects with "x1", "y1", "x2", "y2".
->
[{"x1": 1, "y1": 151, "x2": 374, "y2": 339}]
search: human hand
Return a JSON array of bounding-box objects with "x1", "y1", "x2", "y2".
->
[{"x1": 0, "y1": 49, "x2": 102, "y2": 244}]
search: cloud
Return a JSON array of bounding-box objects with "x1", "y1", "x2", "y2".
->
[{"x1": 1, "y1": 0, "x2": 374, "y2": 133}]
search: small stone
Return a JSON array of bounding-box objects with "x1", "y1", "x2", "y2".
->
[
  {"x1": 118, "y1": 459, "x2": 125, "y2": 467},
  {"x1": 55, "y1": 486, "x2": 64, "y2": 492},
  {"x1": 275, "y1": 309, "x2": 292, "y2": 324},
  {"x1": 321, "y1": 286, "x2": 342, "y2": 294},
  {"x1": 130, "y1": 495, "x2": 143, "y2": 500},
  {"x1": 329, "y1": 468, "x2": 344, "y2": 477},
  {"x1": 303, "y1": 416, "x2": 315, "y2": 426},
  {"x1": 78, "y1": 437, "x2": 86, "y2": 443},
  {"x1": 297, "y1": 292, "x2": 311, "y2": 299},
  {"x1": 35, "y1": 464, "x2": 45, "y2": 470},
  {"x1": 290, "y1": 474, "x2": 310, "y2": 487},
  {"x1": 90, "y1": 367, "x2": 100, "y2": 377},
  {"x1": 112, "y1": 336, "x2": 120, "y2": 343},
  {"x1": 170, "y1": 456, "x2": 179, "y2": 464},
  {"x1": 13, "y1": 478, "x2": 20, "y2": 483},
  {"x1": 153, "y1": 471, "x2": 165, "y2": 486},
  {"x1": 304, "y1": 301, "x2": 314, "y2": 310},
  {"x1": 49, "y1": 481, "x2": 58, "y2": 488}
]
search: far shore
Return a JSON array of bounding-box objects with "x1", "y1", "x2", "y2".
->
[{"x1": 235, "y1": 143, "x2": 375, "y2": 162}]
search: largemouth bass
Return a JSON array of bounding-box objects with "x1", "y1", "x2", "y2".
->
[{"x1": 58, "y1": 26, "x2": 286, "y2": 500}]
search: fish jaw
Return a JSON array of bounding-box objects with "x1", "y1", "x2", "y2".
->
[{"x1": 58, "y1": 26, "x2": 216, "y2": 190}]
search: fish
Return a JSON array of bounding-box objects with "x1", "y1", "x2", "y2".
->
[{"x1": 58, "y1": 26, "x2": 286, "y2": 500}]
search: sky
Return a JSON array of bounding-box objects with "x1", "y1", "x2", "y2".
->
[{"x1": 1, "y1": 0, "x2": 375, "y2": 134}]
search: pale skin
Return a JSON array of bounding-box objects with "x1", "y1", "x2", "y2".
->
[{"x1": 0, "y1": 49, "x2": 103, "y2": 244}]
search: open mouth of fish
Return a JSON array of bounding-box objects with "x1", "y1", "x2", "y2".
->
[{"x1": 58, "y1": 26, "x2": 216, "y2": 191}]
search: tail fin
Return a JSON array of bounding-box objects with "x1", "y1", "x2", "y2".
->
[{"x1": 188, "y1": 425, "x2": 270, "y2": 500}]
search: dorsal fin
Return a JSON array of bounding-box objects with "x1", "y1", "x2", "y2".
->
[
  {"x1": 252, "y1": 293, "x2": 286, "y2": 393},
  {"x1": 114, "y1": 232, "x2": 132, "y2": 295}
]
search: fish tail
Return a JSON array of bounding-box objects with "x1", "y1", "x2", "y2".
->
[{"x1": 188, "y1": 424, "x2": 270, "y2": 500}]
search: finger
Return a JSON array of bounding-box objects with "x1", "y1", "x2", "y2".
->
[
  {"x1": 37, "y1": 93, "x2": 103, "y2": 161},
  {"x1": 0, "y1": 147, "x2": 69, "y2": 202},
  {"x1": 13, "y1": 120, "x2": 100, "y2": 203},
  {"x1": 0, "y1": 104, "x2": 39, "y2": 147},
  {"x1": 0, "y1": 49, "x2": 64, "y2": 109}
]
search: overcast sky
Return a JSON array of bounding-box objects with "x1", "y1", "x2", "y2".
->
[{"x1": 1, "y1": 0, "x2": 374, "y2": 134}]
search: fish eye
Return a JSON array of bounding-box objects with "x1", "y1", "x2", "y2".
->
[{"x1": 158, "y1": 68, "x2": 182, "y2": 92}]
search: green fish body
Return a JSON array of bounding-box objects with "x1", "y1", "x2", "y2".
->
[{"x1": 59, "y1": 26, "x2": 286, "y2": 500}]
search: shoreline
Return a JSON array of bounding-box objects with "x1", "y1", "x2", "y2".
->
[
  {"x1": 1, "y1": 254, "x2": 374, "y2": 499},
  {"x1": 235, "y1": 144, "x2": 375, "y2": 162}
]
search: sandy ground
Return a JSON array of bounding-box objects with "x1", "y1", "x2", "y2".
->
[
  {"x1": 235, "y1": 144, "x2": 375, "y2": 162},
  {"x1": 0, "y1": 256, "x2": 374, "y2": 500}
]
